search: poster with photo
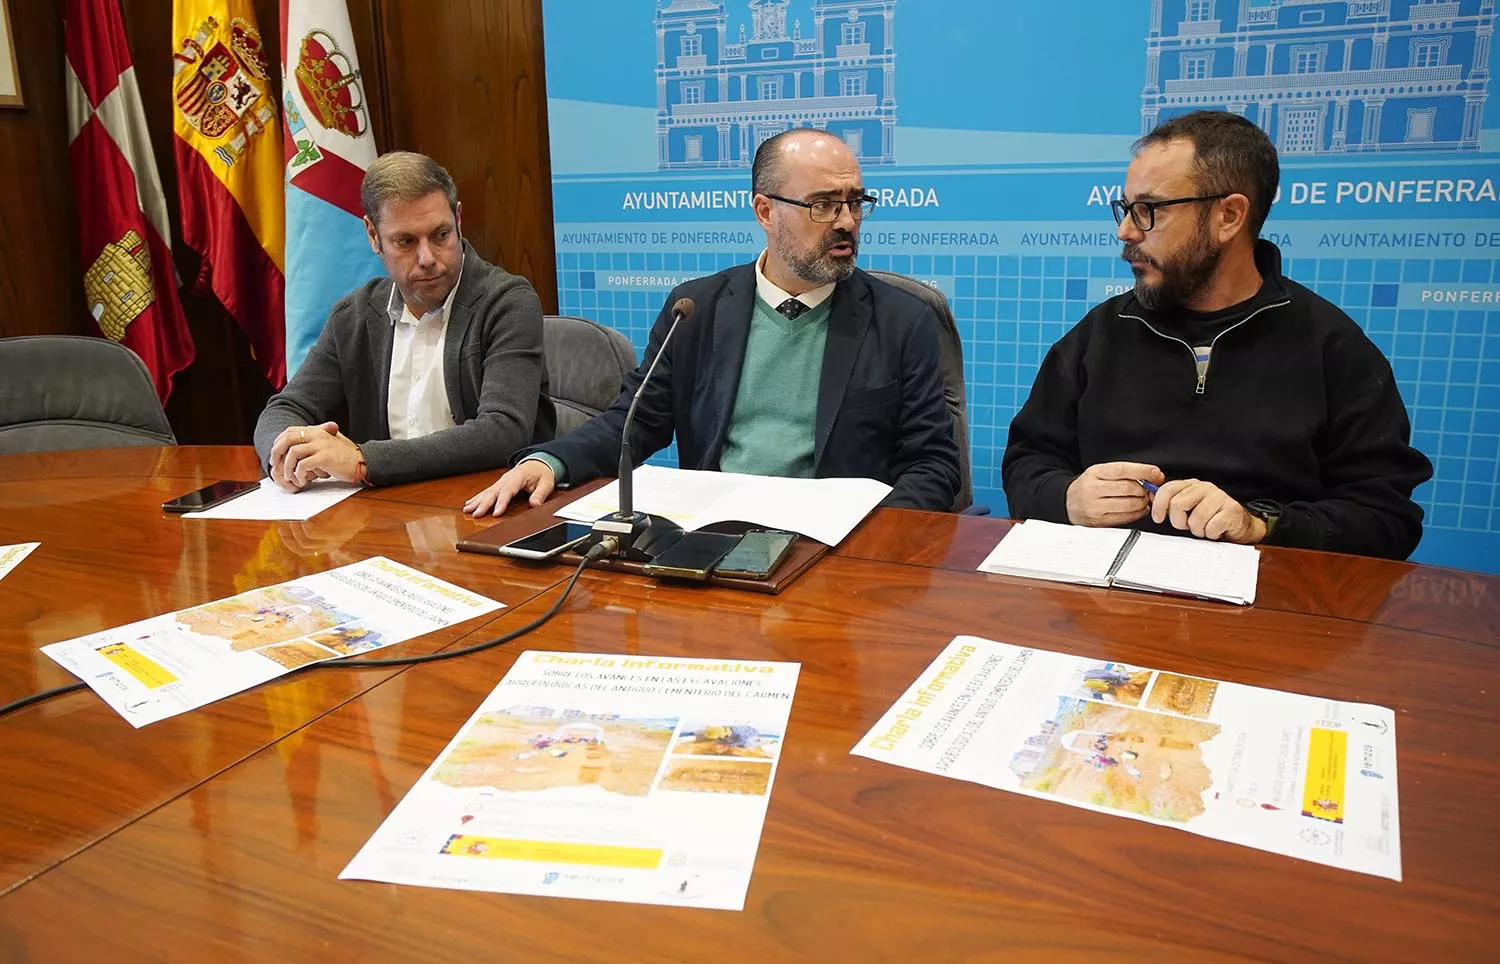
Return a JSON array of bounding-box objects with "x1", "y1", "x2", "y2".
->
[
  {"x1": 41, "y1": 557, "x2": 502, "y2": 726},
  {"x1": 342, "y1": 651, "x2": 801, "y2": 910},
  {"x1": 853, "y1": 635, "x2": 1401, "y2": 880}
]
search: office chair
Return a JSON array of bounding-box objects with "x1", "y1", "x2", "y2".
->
[
  {"x1": 866, "y1": 271, "x2": 982, "y2": 513},
  {"x1": 541, "y1": 315, "x2": 639, "y2": 437},
  {"x1": 0, "y1": 335, "x2": 176, "y2": 454}
]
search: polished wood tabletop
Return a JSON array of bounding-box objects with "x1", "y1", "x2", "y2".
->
[
  {"x1": 834, "y1": 507, "x2": 1500, "y2": 643},
  {"x1": 0, "y1": 447, "x2": 569, "y2": 892},
  {"x1": 1, "y1": 448, "x2": 1498, "y2": 962}
]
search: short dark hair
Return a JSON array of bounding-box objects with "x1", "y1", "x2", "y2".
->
[
  {"x1": 1134, "y1": 110, "x2": 1279, "y2": 236},
  {"x1": 751, "y1": 128, "x2": 824, "y2": 196},
  {"x1": 361, "y1": 151, "x2": 459, "y2": 227}
]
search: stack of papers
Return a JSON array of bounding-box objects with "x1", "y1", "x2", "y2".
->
[
  {"x1": 181, "y1": 477, "x2": 363, "y2": 521},
  {"x1": 555, "y1": 465, "x2": 892, "y2": 546},
  {"x1": 978, "y1": 520, "x2": 1259, "y2": 605}
]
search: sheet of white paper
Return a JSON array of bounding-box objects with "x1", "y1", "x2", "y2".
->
[
  {"x1": 0, "y1": 542, "x2": 39, "y2": 582},
  {"x1": 1113, "y1": 532, "x2": 1260, "y2": 605},
  {"x1": 853, "y1": 636, "x2": 1401, "y2": 881},
  {"x1": 555, "y1": 465, "x2": 891, "y2": 545},
  {"x1": 40, "y1": 557, "x2": 503, "y2": 727},
  {"x1": 181, "y1": 477, "x2": 362, "y2": 521},
  {"x1": 342, "y1": 650, "x2": 801, "y2": 911},
  {"x1": 976, "y1": 520, "x2": 1132, "y2": 587}
]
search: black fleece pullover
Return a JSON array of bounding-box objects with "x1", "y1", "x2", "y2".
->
[{"x1": 1003, "y1": 240, "x2": 1432, "y2": 560}]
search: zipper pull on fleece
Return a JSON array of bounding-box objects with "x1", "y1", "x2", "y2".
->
[{"x1": 1195, "y1": 372, "x2": 1207, "y2": 395}]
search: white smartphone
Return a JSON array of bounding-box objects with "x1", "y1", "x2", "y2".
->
[{"x1": 493, "y1": 522, "x2": 596, "y2": 560}]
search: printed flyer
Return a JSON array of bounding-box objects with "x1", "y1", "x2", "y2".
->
[
  {"x1": 342, "y1": 651, "x2": 800, "y2": 910},
  {"x1": 41, "y1": 557, "x2": 502, "y2": 727},
  {"x1": 853, "y1": 636, "x2": 1400, "y2": 880},
  {"x1": 0, "y1": 542, "x2": 39, "y2": 581}
]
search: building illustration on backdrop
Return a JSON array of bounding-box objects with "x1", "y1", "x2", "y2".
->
[
  {"x1": 655, "y1": 0, "x2": 897, "y2": 168},
  {"x1": 1143, "y1": 0, "x2": 1494, "y2": 153}
]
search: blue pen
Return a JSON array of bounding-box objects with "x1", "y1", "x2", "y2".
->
[{"x1": 1137, "y1": 479, "x2": 1160, "y2": 494}]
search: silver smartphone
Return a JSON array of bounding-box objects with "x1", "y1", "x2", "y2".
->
[{"x1": 493, "y1": 522, "x2": 596, "y2": 560}]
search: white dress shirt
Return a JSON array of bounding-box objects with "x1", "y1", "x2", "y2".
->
[
  {"x1": 754, "y1": 249, "x2": 835, "y2": 312},
  {"x1": 386, "y1": 267, "x2": 462, "y2": 440}
]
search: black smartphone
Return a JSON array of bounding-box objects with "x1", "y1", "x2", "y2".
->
[
  {"x1": 162, "y1": 480, "x2": 262, "y2": 513},
  {"x1": 493, "y1": 522, "x2": 597, "y2": 560},
  {"x1": 641, "y1": 531, "x2": 740, "y2": 581},
  {"x1": 715, "y1": 529, "x2": 797, "y2": 580}
]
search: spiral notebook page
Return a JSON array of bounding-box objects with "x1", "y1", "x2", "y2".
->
[
  {"x1": 976, "y1": 520, "x2": 1134, "y2": 587},
  {"x1": 1111, "y1": 532, "x2": 1260, "y2": 605}
]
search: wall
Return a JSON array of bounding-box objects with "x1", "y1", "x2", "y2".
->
[
  {"x1": 0, "y1": 0, "x2": 556, "y2": 442},
  {"x1": 0, "y1": 0, "x2": 84, "y2": 339},
  {"x1": 538, "y1": 0, "x2": 1500, "y2": 573},
  {"x1": 366, "y1": 0, "x2": 558, "y2": 300}
]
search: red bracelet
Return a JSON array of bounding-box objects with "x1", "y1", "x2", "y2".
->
[{"x1": 354, "y1": 447, "x2": 371, "y2": 486}]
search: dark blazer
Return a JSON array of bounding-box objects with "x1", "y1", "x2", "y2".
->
[
  {"x1": 254, "y1": 242, "x2": 556, "y2": 485},
  {"x1": 523, "y1": 264, "x2": 960, "y2": 510}
]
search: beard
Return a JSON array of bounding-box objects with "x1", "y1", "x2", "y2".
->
[
  {"x1": 1123, "y1": 214, "x2": 1223, "y2": 312},
  {"x1": 774, "y1": 222, "x2": 859, "y2": 286}
]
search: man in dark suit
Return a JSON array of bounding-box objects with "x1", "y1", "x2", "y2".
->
[
  {"x1": 256, "y1": 152, "x2": 555, "y2": 490},
  {"x1": 464, "y1": 129, "x2": 960, "y2": 516}
]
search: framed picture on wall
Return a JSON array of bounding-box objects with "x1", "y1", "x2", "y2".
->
[{"x1": 0, "y1": 0, "x2": 22, "y2": 108}]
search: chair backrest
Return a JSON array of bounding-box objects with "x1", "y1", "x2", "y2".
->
[
  {"x1": 0, "y1": 335, "x2": 177, "y2": 454},
  {"x1": 866, "y1": 271, "x2": 973, "y2": 512},
  {"x1": 541, "y1": 315, "x2": 638, "y2": 437}
]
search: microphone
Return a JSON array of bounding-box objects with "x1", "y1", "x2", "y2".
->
[{"x1": 590, "y1": 297, "x2": 695, "y2": 560}]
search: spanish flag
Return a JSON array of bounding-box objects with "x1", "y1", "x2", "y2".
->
[{"x1": 171, "y1": 1, "x2": 286, "y2": 388}]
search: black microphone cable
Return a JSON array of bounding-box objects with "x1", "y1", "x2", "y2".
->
[
  {"x1": 337, "y1": 537, "x2": 614, "y2": 667},
  {"x1": 0, "y1": 681, "x2": 87, "y2": 717},
  {"x1": 0, "y1": 538, "x2": 619, "y2": 720}
]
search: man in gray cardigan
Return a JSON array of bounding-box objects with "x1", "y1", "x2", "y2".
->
[{"x1": 255, "y1": 152, "x2": 555, "y2": 489}]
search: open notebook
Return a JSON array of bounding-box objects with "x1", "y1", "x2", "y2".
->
[{"x1": 977, "y1": 520, "x2": 1260, "y2": 605}]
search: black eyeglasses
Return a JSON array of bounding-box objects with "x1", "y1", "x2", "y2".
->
[
  {"x1": 765, "y1": 193, "x2": 878, "y2": 223},
  {"x1": 1110, "y1": 194, "x2": 1229, "y2": 232}
]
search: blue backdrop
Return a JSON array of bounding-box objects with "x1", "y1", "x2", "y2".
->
[{"x1": 542, "y1": 0, "x2": 1500, "y2": 572}]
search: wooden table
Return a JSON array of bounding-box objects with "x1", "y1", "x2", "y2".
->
[
  {"x1": 0, "y1": 448, "x2": 569, "y2": 892},
  {"x1": 1, "y1": 448, "x2": 1497, "y2": 962}
]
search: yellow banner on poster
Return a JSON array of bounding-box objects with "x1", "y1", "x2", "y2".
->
[
  {"x1": 439, "y1": 834, "x2": 664, "y2": 869},
  {"x1": 1301, "y1": 727, "x2": 1348, "y2": 823},
  {"x1": 97, "y1": 643, "x2": 178, "y2": 689}
]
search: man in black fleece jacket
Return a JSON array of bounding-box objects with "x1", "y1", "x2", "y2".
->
[{"x1": 1003, "y1": 111, "x2": 1431, "y2": 560}]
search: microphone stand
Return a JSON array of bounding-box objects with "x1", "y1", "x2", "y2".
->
[{"x1": 589, "y1": 300, "x2": 693, "y2": 561}]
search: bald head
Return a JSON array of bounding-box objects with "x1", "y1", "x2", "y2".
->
[
  {"x1": 751, "y1": 128, "x2": 858, "y2": 196},
  {"x1": 750, "y1": 129, "x2": 866, "y2": 293}
]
